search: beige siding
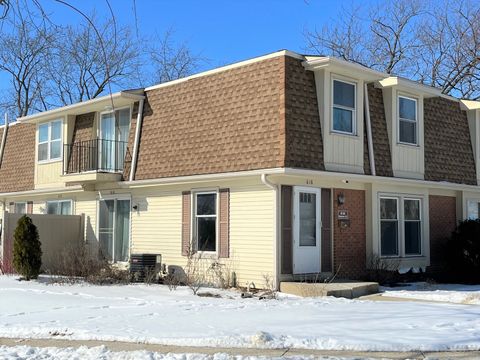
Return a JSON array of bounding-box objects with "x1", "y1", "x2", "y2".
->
[
  {"x1": 314, "y1": 69, "x2": 365, "y2": 174},
  {"x1": 36, "y1": 161, "x2": 64, "y2": 188},
  {"x1": 130, "y1": 183, "x2": 275, "y2": 287},
  {"x1": 74, "y1": 196, "x2": 97, "y2": 244},
  {"x1": 383, "y1": 87, "x2": 425, "y2": 179}
]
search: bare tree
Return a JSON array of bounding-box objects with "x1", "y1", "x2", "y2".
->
[
  {"x1": 0, "y1": 16, "x2": 53, "y2": 117},
  {"x1": 46, "y1": 16, "x2": 141, "y2": 106},
  {"x1": 305, "y1": 0, "x2": 480, "y2": 99},
  {"x1": 0, "y1": 0, "x2": 204, "y2": 118},
  {"x1": 148, "y1": 29, "x2": 203, "y2": 85}
]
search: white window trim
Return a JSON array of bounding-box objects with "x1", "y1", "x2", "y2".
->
[
  {"x1": 397, "y1": 95, "x2": 418, "y2": 146},
  {"x1": 379, "y1": 196, "x2": 400, "y2": 257},
  {"x1": 404, "y1": 197, "x2": 422, "y2": 256},
  {"x1": 96, "y1": 194, "x2": 132, "y2": 264},
  {"x1": 45, "y1": 199, "x2": 73, "y2": 215},
  {"x1": 331, "y1": 78, "x2": 357, "y2": 136},
  {"x1": 38, "y1": 119, "x2": 63, "y2": 163},
  {"x1": 379, "y1": 194, "x2": 424, "y2": 258},
  {"x1": 192, "y1": 190, "x2": 219, "y2": 255},
  {"x1": 98, "y1": 106, "x2": 132, "y2": 139}
]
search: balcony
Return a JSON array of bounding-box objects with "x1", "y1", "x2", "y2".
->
[{"x1": 63, "y1": 139, "x2": 130, "y2": 183}]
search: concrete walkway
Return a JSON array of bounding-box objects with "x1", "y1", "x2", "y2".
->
[{"x1": 1, "y1": 337, "x2": 479, "y2": 359}]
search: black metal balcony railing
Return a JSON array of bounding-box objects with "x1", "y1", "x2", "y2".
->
[{"x1": 64, "y1": 139, "x2": 129, "y2": 174}]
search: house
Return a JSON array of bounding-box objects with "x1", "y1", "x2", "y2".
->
[{"x1": 1, "y1": 50, "x2": 480, "y2": 288}]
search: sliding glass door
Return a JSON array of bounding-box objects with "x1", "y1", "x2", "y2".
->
[
  {"x1": 99, "y1": 108, "x2": 130, "y2": 171},
  {"x1": 98, "y1": 198, "x2": 131, "y2": 262}
]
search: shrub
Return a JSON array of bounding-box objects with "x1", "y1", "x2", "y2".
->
[
  {"x1": 447, "y1": 219, "x2": 480, "y2": 283},
  {"x1": 13, "y1": 215, "x2": 42, "y2": 280}
]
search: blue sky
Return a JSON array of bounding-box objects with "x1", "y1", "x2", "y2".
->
[
  {"x1": 0, "y1": 0, "x2": 359, "y2": 106},
  {"x1": 49, "y1": 0, "x2": 344, "y2": 68}
]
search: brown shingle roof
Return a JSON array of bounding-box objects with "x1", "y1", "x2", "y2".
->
[
  {"x1": 284, "y1": 56, "x2": 324, "y2": 170},
  {"x1": 134, "y1": 56, "x2": 285, "y2": 180},
  {"x1": 0, "y1": 123, "x2": 35, "y2": 192},
  {"x1": 367, "y1": 84, "x2": 394, "y2": 177},
  {"x1": 424, "y1": 97, "x2": 477, "y2": 185}
]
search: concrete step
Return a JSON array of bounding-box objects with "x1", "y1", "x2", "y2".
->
[{"x1": 280, "y1": 281, "x2": 379, "y2": 299}]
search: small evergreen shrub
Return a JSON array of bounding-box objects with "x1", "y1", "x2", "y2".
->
[
  {"x1": 13, "y1": 215, "x2": 42, "y2": 280},
  {"x1": 447, "y1": 219, "x2": 480, "y2": 283}
]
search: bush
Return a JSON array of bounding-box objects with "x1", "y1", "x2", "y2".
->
[
  {"x1": 447, "y1": 219, "x2": 480, "y2": 283},
  {"x1": 13, "y1": 215, "x2": 42, "y2": 280}
]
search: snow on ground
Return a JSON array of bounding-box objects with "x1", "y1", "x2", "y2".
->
[
  {"x1": 381, "y1": 282, "x2": 480, "y2": 304},
  {"x1": 0, "y1": 345, "x2": 343, "y2": 360},
  {"x1": 0, "y1": 276, "x2": 479, "y2": 352}
]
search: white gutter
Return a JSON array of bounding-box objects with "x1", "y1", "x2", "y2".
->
[
  {"x1": 120, "y1": 168, "x2": 285, "y2": 188},
  {"x1": 119, "y1": 166, "x2": 480, "y2": 192},
  {"x1": 364, "y1": 84, "x2": 376, "y2": 176},
  {"x1": 261, "y1": 174, "x2": 280, "y2": 290},
  {"x1": 0, "y1": 114, "x2": 8, "y2": 168},
  {"x1": 17, "y1": 91, "x2": 145, "y2": 123},
  {"x1": 129, "y1": 98, "x2": 145, "y2": 182},
  {"x1": 0, "y1": 185, "x2": 85, "y2": 198},
  {"x1": 283, "y1": 168, "x2": 480, "y2": 192}
]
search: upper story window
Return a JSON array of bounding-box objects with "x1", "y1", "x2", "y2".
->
[
  {"x1": 332, "y1": 79, "x2": 356, "y2": 135},
  {"x1": 194, "y1": 192, "x2": 217, "y2": 252},
  {"x1": 38, "y1": 120, "x2": 62, "y2": 162},
  {"x1": 398, "y1": 95, "x2": 417, "y2": 145},
  {"x1": 380, "y1": 195, "x2": 422, "y2": 257}
]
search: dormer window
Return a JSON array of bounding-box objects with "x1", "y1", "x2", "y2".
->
[
  {"x1": 38, "y1": 119, "x2": 62, "y2": 162},
  {"x1": 332, "y1": 79, "x2": 356, "y2": 135},
  {"x1": 398, "y1": 95, "x2": 417, "y2": 145}
]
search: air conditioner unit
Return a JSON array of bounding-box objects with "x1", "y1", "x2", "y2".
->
[{"x1": 129, "y1": 254, "x2": 162, "y2": 283}]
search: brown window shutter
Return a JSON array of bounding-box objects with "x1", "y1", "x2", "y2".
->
[
  {"x1": 321, "y1": 189, "x2": 332, "y2": 272},
  {"x1": 281, "y1": 185, "x2": 293, "y2": 274},
  {"x1": 8, "y1": 202, "x2": 14, "y2": 213},
  {"x1": 27, "y1": 201, "x2": 33, "y2": 214},
  {"x1": 218, "y1": 188, "x2": 230, "y2": 258},
  {"x1": 181, "y1": 191, "x2": 191, "y2": 256}
]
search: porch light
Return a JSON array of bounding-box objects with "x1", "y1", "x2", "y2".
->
[{"x1": 337, "y1": 192, "x2": 345, "y2": 205}]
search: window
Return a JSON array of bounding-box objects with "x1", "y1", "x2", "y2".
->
[
  {"x1": 46, "y1": 200, "x2": 72, "y2": 215},
  {"x1": 98, "y1": 198, "x2": 130, "y2": 262},
  {"x1": 404, "y1": 199, "x2": 421, "y2": 255},
  {"x1": 380, "y1": 198, "x2": 399, "y2": 256},
  {"x1": 398, "y1": 96, "x2": 417, "y2": 144},
  {"x1": 467, "y1": 200, "x2": 480, "y2": 220},
  {"x1": 380, "y1": 196, "x2": 422, "y2": 257},
  {"x1": 38, "y1": 120, "x2": 62, "y2": 161},
  {"x1": 195, "y1": 192, "x2": 217, "y2": 252},
  {"x1": 332, "y1": 79, "x2": 356, "y2": 134},
  {"x1": 14, "y1": 202, "x2": 26, "y2": 214}
]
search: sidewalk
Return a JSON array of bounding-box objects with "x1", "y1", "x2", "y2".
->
[{"x1": 1, "y1": 337, "x2": 479, "y2": 359}]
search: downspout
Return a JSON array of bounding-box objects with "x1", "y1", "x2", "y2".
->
[
  {"x1": 261, "y1": 173, "x2": 280, "y2": 290},
  {"x1": 0, "y1": 114, "x2": 9, "y2": 169},
  {"x1": 129, "y1": 98, "x2": 145, "y2": 182},
  {"x1": 364, "y1": 83, "x2": 376, "y2": 176}
]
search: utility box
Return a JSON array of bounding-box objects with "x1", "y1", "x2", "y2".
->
[{"x1": 130, "y1": 254, "x2": 162, "y2": 283}]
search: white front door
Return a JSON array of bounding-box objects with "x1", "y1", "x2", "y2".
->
[{"x1": 293, "y1": 187, "x2": 321, "y2": 274}]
